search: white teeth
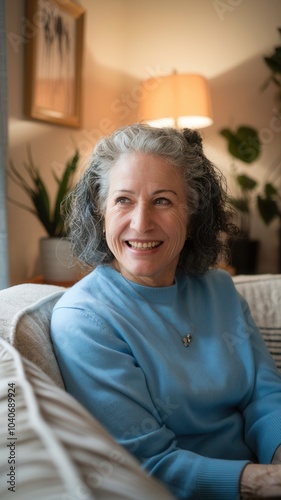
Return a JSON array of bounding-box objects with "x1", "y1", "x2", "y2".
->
[{"x1": 128, "y1": 241, "x2": 160, "y2": 249}]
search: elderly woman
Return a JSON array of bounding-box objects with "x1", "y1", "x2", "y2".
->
[{"x1": 51, "y1": 124, "x2": 281, "y2": 499}]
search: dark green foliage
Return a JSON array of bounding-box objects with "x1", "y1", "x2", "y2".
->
[
  {"x1": 219, "y1": 126, "x2": 260, "y2": 234},
  {"x1": 220, "y1": 126, "x2": 261, "y2": 164},
  {"x1": 236, "y1": 174, "x2": 258, "y2": 191},
  {"x1": 219, "y1": 28, "x2": 281, "y2": 233},
  {"x1": 257, "y1": 183, "x2": 280, "y2": 225},
  {"x1": 259, "y1": 27, "x2": 281, "y2": 226},
  {"x1": 263, "y1": 28, "x2": 281, "y2": 93},
  {"x1": 8, "y1": 147, "x2": 79, "y2": 237}
]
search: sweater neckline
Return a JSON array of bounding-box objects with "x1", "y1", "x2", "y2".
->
[
  {"x1": 96, "y1": 265, "x2": 195, "y2": 348},
  {"x1": 99, "y1": 265, "x2": 182, "y2": 304}
]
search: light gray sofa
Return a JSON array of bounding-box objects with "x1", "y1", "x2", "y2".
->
[{"x1": 0, "y1": 274, "x2": 280, "y2": 499}]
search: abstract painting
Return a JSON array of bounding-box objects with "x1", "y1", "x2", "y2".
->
[{"x1": 25, "y1": 0, "x2": 85, "y2": 127}]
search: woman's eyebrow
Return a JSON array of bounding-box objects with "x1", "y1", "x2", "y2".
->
[
  {"x1": 113, "y1": 189, "x2": 133, "y2": 193},
  {"x1": 153, "y1": 189, "x2": 178, "y2": 196},
  {"x1": 113, "y1": 189, "x2": 178, "y2": 196}
]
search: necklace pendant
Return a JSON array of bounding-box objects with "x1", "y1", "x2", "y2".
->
[{"x1": 182, "y1": 334, "x2": 192, "y2": 347}]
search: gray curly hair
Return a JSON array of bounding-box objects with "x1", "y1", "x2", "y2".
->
[{"x1": 64, "y1": 123, "x2": 237, "y2": 275}]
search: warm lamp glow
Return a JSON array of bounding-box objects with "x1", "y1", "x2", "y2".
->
[{"x1": 139, "y1": 73, "x2": 213, "y2": 129}]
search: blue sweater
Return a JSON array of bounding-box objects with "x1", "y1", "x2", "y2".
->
[{"x1": 51, "y1": 266, "x2": 281, "y2": 499}]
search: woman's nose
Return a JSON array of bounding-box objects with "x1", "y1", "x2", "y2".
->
[{"x1": 130, "y1": 203, "x2": 154, "y2": 233}]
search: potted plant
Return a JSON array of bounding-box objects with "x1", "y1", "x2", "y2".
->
[
  {"x1": 8, "y1": 147, "x2": 80, "y2": 283},
  {"x1": 219, "y1": 125, "x2": 262, "y2": 274}
]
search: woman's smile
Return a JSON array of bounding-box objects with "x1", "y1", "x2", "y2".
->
[
  {"x1": 126, "y1": 240, "x2": 163, "y2": 250},
  {"x1": 104, "y1": 152, "x2": 188, "y2": 287}
]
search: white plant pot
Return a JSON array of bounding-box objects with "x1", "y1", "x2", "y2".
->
[{"x1": 40, "y1": 237, "x2": 79, "y2": 283}]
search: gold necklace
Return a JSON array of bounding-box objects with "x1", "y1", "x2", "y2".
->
[{"x1": 116, "y1": 270, "x2": 194, "y2": 348}]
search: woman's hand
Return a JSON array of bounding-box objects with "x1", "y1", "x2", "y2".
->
[{"x1": 240, "y1": 463, "x2": 281, "y2": 499}]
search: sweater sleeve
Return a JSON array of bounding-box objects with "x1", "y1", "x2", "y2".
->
[
  {"x1": 237, "y1": 297, "x2": 281, "y2": 464},
  {"x1": 51, "y1": 305, "x2": 249, "y2": 500}
]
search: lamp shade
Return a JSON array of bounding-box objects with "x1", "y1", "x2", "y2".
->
[{"x1": 139, "y1": 73, "x2": 213, "y2": 129}]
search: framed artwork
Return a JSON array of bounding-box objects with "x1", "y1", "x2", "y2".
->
[{"x1": 25, "y1": 0, "x2": 85, "y2": 128}]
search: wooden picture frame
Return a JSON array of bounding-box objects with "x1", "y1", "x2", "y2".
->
[{"x1": 25, "y1": 0, "x2": 85, "y2": 128}]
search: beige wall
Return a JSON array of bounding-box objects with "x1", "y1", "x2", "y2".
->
[{"x1": 6, "y1": 0, "x2": 281, "y2": 284}]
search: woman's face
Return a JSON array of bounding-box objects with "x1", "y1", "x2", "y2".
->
[{"x1": 104, "y1": 152, "x2": 188, "y2": 287}]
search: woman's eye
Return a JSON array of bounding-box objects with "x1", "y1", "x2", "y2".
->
[
  {"x1": 154, "y1": 197, "x2": 171, "y2": 205},
  {"x1": 116, "y1": 197, "x2": 131, "y2": 205}
]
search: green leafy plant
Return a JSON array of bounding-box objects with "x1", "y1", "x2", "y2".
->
[
  {"x1": 262, "y1": 27, "x2": 281, "y2": 106},
  {"x1": 220, "y1": 28, "x2": 281, "y2": 235},
  {"x1": 257, "y1": 27, "x2": 281, "y2": 228},
  {"x1": 8, "y1": 147, "x2": 79, "y2": 237},
  {"x1": 220, "y1": 125, "x2": 261, "y2": 235},
  {"x1": 257, "y1": 182, "x2": 281, "y2": 225},
  {"x1": 220, "y1": 29, "x2": 281, "y2": 272}
]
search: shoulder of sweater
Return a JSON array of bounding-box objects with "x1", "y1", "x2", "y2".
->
[
  {"x1": 184, "y1": 268, "x2": 235, "y2": 289},
  {"x1": 183, "y1": 269, "x2": 239, "y2": 306},
  {"x1": 53, "y1": 267, "x2": 100, "y2": 308},
  {"x1": 53, "y1": 265, "x2": 121, "y2": 309},
  {"x1": 206, "y1": 268, "x2": 235, "y2": 285}
]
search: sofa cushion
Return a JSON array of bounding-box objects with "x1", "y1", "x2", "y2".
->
[
  {"x1": 0, "y1": 338, "x2": 174, "y2": 500},
  {"x1": 233, "y1": 274, "x2": 281, "y2": 372},
  {"x1": 0, "y1": 284, "x2": 65, "y2": 388}
]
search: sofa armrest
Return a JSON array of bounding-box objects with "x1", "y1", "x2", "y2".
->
[
  {"x1": 0, "y1": 283, "x2": 66, "y2": 387},
  {"x1": 233, "y1": 274, "x2": 281, "y2": 372}
]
